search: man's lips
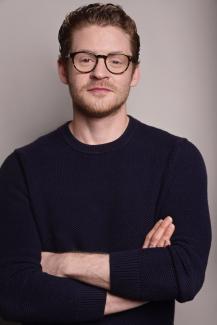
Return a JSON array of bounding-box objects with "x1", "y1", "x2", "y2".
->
[{"x1": 88, "y1": 87, "x2": 112, "y2": 92}]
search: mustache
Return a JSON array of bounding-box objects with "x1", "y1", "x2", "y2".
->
[{"x1": 85, "y1": 82, "x2": 116, "y2": 91}]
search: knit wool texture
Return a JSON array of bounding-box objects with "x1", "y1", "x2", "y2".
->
[{"x1": 0, "y1": 115, "x2": 211, "y2": 324}]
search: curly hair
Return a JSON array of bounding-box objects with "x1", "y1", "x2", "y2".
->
[{"x1": 58, "y1": 3, "x2": 140, "y2": 65}]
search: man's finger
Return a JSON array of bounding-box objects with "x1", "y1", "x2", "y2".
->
[
  {"x1": 156, "y1": 224, "x2": 175, "y2": 247},
  {"x1": 148, "y1": 216, "x2": 173, "y2": 248},
  {"x1": 143, "y1": 219, "x2": 163, "y2": 248}
]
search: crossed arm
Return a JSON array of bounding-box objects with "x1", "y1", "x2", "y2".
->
[
  {"x1": 41, "y1": 216, "x2": 175, "y2": 315},
  {"x1": 0, "y1": 141, "x2": 211, "y2": 322}
]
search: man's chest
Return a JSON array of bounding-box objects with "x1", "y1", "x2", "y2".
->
[{"x1": 29, "y1": 156, "x2": 166, "y2": 252}]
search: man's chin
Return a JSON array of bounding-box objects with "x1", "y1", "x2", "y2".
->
[{"x1": 73, "y1": 103, "x2": 123, "y2": 119}]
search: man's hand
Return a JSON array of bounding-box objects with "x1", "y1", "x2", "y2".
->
[{"x1": 143, "y1": 216, "x2": 175, "y2": 248}]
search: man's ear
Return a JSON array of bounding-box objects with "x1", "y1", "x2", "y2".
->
[
  {"x1": 57, "y1": 59, "x2": 69, "y2": 84},
  {"x1": 130, "y1": 64, "x2": 140, "y2": 87}
]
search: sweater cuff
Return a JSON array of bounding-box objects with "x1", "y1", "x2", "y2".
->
[
  {"x1": 75, "y1": 284, "x2": 106, "y2": 322},
  {"x1": 109, "y1": 249, "x2": 142, "y2": 299}
]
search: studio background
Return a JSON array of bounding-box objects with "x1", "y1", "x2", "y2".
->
[{"x1": 0, "y1": 0, "x2": 216, "y2": 324}]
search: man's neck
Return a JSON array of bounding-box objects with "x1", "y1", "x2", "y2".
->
[{"x1": 68, "y1": 110, "x2": 129, "y2": 145}]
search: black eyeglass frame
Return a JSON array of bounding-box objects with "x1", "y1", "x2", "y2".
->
[{"x1": 65, "y1": 51, "x2": 133, "y2": 75}]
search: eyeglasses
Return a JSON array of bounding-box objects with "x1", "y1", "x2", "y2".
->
[{"x1": 65, "y1": 51, "x2": 133, "y2": 74}]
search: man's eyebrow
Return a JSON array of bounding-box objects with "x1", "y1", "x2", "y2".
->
[
  {"x1": 73, "y1": 49, "x2": 128, "y2": 55},
  {"x1": 109, "y1": 51, "x2": 127, "y2": 55}
]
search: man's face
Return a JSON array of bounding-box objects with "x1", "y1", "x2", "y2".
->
[{"x1": 58, "y1": 24, "x2": 140, "y2": 118}]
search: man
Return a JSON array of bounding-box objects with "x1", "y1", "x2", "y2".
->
[{"x1": 0, "y1": 3, "x2": 211, "y2": 324}]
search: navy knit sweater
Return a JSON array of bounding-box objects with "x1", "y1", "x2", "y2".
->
[{"x1": 0, "y1": 114, "x2": 211, "y2": 324}]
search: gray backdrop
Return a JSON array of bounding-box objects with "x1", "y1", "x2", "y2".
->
[{"x1": 0, "y1": 0, "x2": 216, "y2": 324}]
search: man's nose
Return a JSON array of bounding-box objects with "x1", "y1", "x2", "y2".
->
[{"x1": 90, "y1": 58, "x2": 109, "y2": 79}]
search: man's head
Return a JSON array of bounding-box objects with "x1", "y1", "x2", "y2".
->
[
  {"x1": 58, "y1": 3, "x2": 140, "y2": 118},
  {"x1": 58, "y1": 3, "x2": 140, "y2": 66}
]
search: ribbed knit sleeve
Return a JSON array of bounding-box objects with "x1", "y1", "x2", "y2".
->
[
  {"x1": 109, "y1": 139, "x2": 211, "y2": 302},
  {"x1": 0, "y1": 152, "x2": 106, "y2": 323}
]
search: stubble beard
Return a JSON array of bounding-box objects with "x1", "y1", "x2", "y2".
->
[{"x1": 69, "y1": 84, "x2": 131, "y2": 119}]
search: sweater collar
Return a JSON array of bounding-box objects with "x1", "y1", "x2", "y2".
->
[{"x1": 59, "y1": 114, "x2": 139, "y2": 154}]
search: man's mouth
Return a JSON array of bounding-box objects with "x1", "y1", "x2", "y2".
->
[{"x1": 88, "y1": 87, "x2": 112, "y2": 92}]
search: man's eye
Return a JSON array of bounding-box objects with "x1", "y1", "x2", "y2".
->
[
  {"x1": 81, "y1": 58, "x2": 91, "y2": 62},
  {"x1": 80, "y1": 57, "x2": 94, "y2": 63},
  {"x1": 111, "y1": 60, "x2": 121, "y2": 65}
]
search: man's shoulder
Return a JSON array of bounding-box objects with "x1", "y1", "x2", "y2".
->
[
  {"x1": 0, "y1": 121, "x2": 69, "y2": 171},
  {"x1": 133, "y1": 116, "x2": 185, "y2": 149},
  {"x1": 133, "y1": 116, "x2": 205, "y2": 165},
  {"x1": 14, "y1": 121, "x2": 68, "y2": 157}
]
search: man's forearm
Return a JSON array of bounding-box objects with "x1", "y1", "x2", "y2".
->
[
  {"x1": 41, "y1": 251, "x2": 148, "y2": 317},
  {"x1": 42, "y1": 251, "x2": 110, "y2": 290},
  {"x1": 65, "y1": 252, "x2": 110, "y2": 289},
  {"x1": 66, "y1": 252, "x2": 110, "y2": 289},
  {"x1": 104, "y1": 292, "x2": 147, "y2": 315}
]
